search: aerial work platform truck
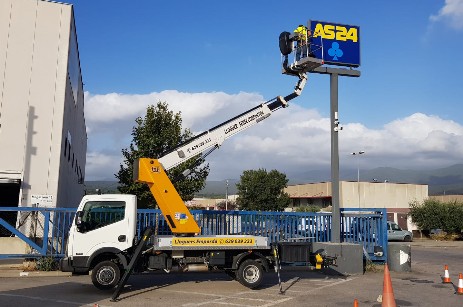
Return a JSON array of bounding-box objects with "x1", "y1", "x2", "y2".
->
[{"x1": 59, "y1": 31, "x2": 331, "y2": 301}]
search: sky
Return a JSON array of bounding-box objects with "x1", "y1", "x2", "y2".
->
[{"x1": 66, "y1": 0, "x2": 463, "y2": 181}]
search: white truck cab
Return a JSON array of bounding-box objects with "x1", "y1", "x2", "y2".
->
[{"x1": 61, "y1": 194, "x2": 137, "y2": 274}]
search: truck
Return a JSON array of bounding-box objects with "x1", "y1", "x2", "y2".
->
[{"x1": 59, "y1": 54, "x2": 330, "y2": 301}]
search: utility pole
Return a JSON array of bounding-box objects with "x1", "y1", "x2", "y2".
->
[
  {"x1": 351, "y1": 151, "x2": 365, "y2": 207},
  {"x1": 225, "y1": 180, "x2": 229, "y2": 210}
]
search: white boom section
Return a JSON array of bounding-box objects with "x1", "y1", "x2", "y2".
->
[
  {"x1": 159, "y1": 73, "x2": 308, "y2": 171},
  {"x1": 159, "y1": 96, "x2": 286, "y2": 171}
]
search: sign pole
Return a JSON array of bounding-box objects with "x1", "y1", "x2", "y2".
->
[
  {"x1": 330, "y1": 72, "x2": 341, "y2": 243},
  {"x1": 312, "y1": 67, "x2": 360, "y2": 243}
]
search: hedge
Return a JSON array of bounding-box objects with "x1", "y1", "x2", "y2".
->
[{"x1": 409, "y1": 199, "x2": 463, "y2": 234}]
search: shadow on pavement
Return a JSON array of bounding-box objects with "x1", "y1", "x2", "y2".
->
[{"x1": 0, "y1": 281, "x2": 108, "y2": 307}]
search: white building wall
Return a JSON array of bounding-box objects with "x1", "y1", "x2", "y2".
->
[
  {"x1": 339, "y1": 181, "x2": 427, "y2": 209},
  {"x1": 0, "y1": 0, "x2": 35, "y2": 174},
  {"x1": 286, "y1": 181, "x2": 428, "y2": 210},
  {"x1": 0, "y1": 0, "x2": 86, "y2": 208}
]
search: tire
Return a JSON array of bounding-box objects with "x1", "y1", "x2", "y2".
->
[
  {"x1": 236, "y1": 259, "x2": 263, "y2": 289},
  {"x1": 279, "y1": 31, "x2": 292, "y2": 55},
  {"x1": 404, "y1": 235, "x2": 412, "y2": 242},
  {"x1": 91, "y1": 260, "x2": 121, "y2": 290}
]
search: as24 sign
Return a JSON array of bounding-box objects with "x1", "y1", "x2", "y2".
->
[{"x1": 310, "y1": 20, "x2": 361, "y2": 67}]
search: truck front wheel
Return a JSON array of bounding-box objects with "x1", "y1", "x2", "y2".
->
[
  {"x1": 236, "y1": 259, "x2": 263, "y2": 289},
  {"x1": 91, "y1": 260, "x2": 121, "y2": 290}
]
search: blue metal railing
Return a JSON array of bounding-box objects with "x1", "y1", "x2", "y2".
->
[
  {"x1": 0, "y1": 207, "x2": 387, "y2": 261},
  {"x1": 0, "y1": 207, "x2": 75, "y2": 258},
  {"x1": 341, "y1": 208, "x2": 388, "y2": 261},
  {"x1": 136, "y1": 210, "x2": 333, "y2": 243}
]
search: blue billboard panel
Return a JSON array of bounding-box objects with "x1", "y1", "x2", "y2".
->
[{"x1": 310, "y1": 20, "x2": 360, "y2": 67}]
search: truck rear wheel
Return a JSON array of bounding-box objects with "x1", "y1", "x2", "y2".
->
[
  {"x1": 236, "y1": 259, "x2": 263, "y2": 289},
  {"x1": 91, "y1": 260, "x2": 121, "y2": 290}
]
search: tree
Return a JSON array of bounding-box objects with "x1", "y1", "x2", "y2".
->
[
  {"x1": 216, "y1": 200, "x2": 238, "y2": 211},
  {"x1": 236, "y1": 169, "x2": 290, "y2": 211},
  {"x1": 409, "y1": 199, "x2": 463, "y2": 235},
  {"x1": 296, "y1": 205, "x2": 321, "y2": 213},
  {"x1": 116, "y1": 102, "x2": 209, "y2": 208}
]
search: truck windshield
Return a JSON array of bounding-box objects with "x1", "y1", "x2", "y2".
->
[{"x1": 81, "y1": 201, "x2": 126, "y2": 232}]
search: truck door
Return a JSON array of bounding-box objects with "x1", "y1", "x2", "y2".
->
[{"x1": 71, "y1": 198, "x2": 135, "y2": 257}]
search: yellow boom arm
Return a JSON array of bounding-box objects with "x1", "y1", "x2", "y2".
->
[
  {"x1": 134, "y1": 157, "x2": 201, "y2": 235},
  {"x1": 132, "y1": 73, "x2": 311, "y2": 236}
]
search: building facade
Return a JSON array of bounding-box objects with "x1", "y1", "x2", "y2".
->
[
  {"x1": 0, "y1": 0, "x2": 86, "y2": 210},
  {"x1": 285, "y1": 181, "x2": 429, "y2": 231}
]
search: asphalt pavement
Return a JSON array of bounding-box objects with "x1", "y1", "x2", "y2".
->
[{"x1": 0, "y1": 239, "x2": 462, "y2": 306}]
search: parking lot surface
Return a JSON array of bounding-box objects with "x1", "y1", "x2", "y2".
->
[{"x1": 1, "y1": 239, "x2": 462, "y2": 306}]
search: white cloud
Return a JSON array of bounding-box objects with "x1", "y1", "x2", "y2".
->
[
  {"x1": 85, "y1": 90, "x2": 262, "y2": 135},
  {"x1": 84, "y1": 90, "x2": 266, "y2": 180},
  {"x1": 85, "y1": 151, "x2": 123, "y2": 181},
  {"x1": 84, "y1": 90, "x2": 463, "y2": 181},
  {"x1": 430, "y1": 0, "x2": 463, "y2": 29},
  {"x1": 341, "y1": 113, "x2": 463, "y2": 169}
]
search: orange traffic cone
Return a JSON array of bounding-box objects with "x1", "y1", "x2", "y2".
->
[
  {"x1": 353, "y1": 298, "x2": 359, "y2": 306},
  {"x1": 457, "y1": 273, "x2": 463, "y2": 295},
  {"x1": 443, "y1": 265, "x2": 451, "y2": 283},
  {"x1": 382, "y1": 264, "x2": 396, "y2": 307}
]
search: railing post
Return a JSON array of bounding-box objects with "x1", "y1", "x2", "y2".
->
[{"x1": 42, "y1": 211, "x2": 50, "y2": 255}]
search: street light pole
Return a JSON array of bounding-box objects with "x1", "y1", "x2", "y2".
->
[
  {"x1": 225, "y1": 180, "x2": 229, "y2": 211},
  {"x1": 351, "y1": 151, "x2": 365, "y2": 207}
]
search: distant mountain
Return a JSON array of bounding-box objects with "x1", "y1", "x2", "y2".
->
[
  {"x1": 196, "y1": 179, "x2": 239, "y2": 197},
  {"x1": 85, "y1": 164, "x2": 463, "y2": 197},
  {"x1": 291, "y1": 164, "x2": 463, "y2": 195},
  {"x1": 83, "y1": 181, "x2": 120, "y2": 194},
  {"x1": 83, "y1": 179, "x2": 239, "y2": 197}
]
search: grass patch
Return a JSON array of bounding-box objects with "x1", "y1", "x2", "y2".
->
[
  {"x1": 36, "y1": 257, "x2": 58, "y2": 271},
  {"x1": 20, "y1": 260, "x2": 37, "y2": 271},
  {"x1": 20, "y1": 257, "x2": 58, "y2": 272},
  {"x1": 430, "y1": 233, "x2": 462, "y2": 241},
  {"x1": 365, "y1": 260, "x2": 384, "y2": 273}
]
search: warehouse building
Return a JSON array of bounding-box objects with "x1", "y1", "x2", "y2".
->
[
  {"x1": 0, "y1": 0, "x2": 86, "y2": 217},
  {"x1": 284, "y1": 181, "x2": 428, "y2": 231}
]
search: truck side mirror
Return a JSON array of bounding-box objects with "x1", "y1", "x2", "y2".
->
[{"x1": 75, "y1": 211, "x2": 85, "y2": 232}]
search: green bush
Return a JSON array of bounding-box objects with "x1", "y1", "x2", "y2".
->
[
  {"x1": 409, "y1": 199, "x2": 463, "y2": 235},
  {"x1": 36, "y1": 257, "x2": 58, "y2": 271},
  {"x1": 295, "y1": 205, "x2": 321, "y2": 212}
]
